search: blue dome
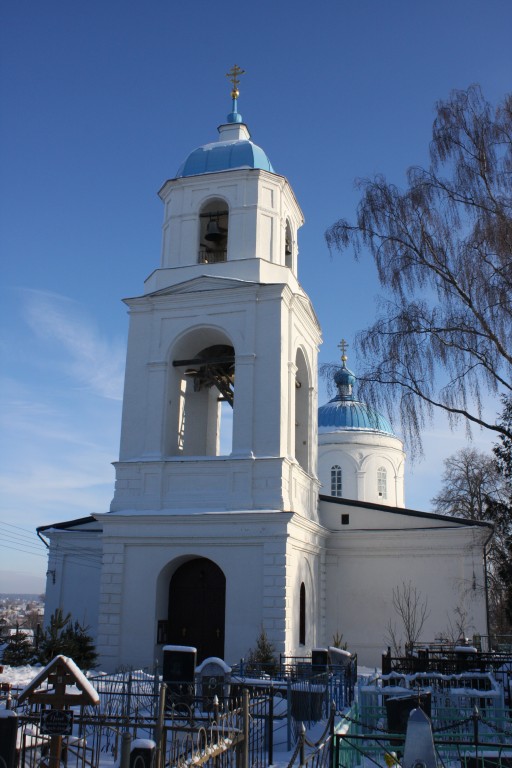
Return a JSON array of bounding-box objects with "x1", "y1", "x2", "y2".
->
[
  {"x1": 177, "y1": 138, "x2": 274, "y2": 178},
  {"x1": 318, "y1": 359, "x2": 395, "y2": 435},
  {"x1": 318, "y1": 398, "x2": 395, "y2": 434}
]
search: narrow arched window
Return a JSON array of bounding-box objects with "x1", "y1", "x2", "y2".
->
[
  {"x1": 377, "y1": 466, "x2": 387, "y2": 500},
  {"x1": 285, "y1": 220, "x2": 293, "y2": 269},
  {"x1": 331, "y1": 465, "x2": 342, "y2": 497},
  {"x1": 299, "y1": 582, "x2": 306, "y2": 646}
]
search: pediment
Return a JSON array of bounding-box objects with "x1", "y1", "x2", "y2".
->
[{"x1": 148, "y1": 275, "x2": 257, "y2": 298}]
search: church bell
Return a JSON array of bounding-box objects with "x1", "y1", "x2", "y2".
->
[{"x1": 204, "y1": 218, "x2": 225, "y2": 243}]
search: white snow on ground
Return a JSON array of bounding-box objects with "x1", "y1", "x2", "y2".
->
[
  {"x1": 0, "y1": 664, "x2": 47, "y2": 688},
  {"x1": 0, "y1": 664, "x2": 102, "y2": 688},
  {"x1": 0, "y1": 664, "x2": 378, "y2": 689}
]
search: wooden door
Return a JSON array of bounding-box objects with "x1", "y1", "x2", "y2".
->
[{"x1": 168, "y1": 558, "x2": 226, "y2": 662}]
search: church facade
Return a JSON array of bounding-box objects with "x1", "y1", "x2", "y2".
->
[{"x1": 39, "y1": 83, "x2": 491, "y2": 670}]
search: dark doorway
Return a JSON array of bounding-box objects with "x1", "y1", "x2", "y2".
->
[{"x1": 168, "y1": 558, "x2": 226, "y2": 663}]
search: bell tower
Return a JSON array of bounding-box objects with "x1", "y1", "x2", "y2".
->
[
  {"x1": 111, "y1": 71, "x2": 321, "y2": 519},
  {"x1": 94, "y1": 71, "x2": 326, "y2": 670}
]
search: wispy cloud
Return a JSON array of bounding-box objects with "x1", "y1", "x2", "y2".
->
[
  {"x1": 21, "y1": 289, "x2": 125, "y2": 401},
  {"x1": 0, "y1": 289, "x2": 125, "y2": 585}
]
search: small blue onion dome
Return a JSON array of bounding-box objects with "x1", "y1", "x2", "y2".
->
[
  {"x1": 333, "y1": 364, "x2": 356, "y2": 397},
  {"x1": 176, "y1": 102, "x2": 274, "y2": 178},
  {"x1": 318, "y1": 357, "x2": 395, "y2": 435},
  {"x1": 176, "y1": 138, "x2": 274, "y2": 178}
]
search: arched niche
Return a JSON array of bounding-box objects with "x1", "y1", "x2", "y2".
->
[
  {"x1": 318, "y1": 448, "x2": 359, "y2": 500},
  {"x1": 295, "y1": 556, "x2": 315, "y2": 650},
  {"x1": 166, "y1": 328, "x2": 235, "y2": 457},
  {"x1": 357, "y1": 453, "x2": 397, "y2": 504},
  {"x1": 294, "y1": 347, "x2": 311, "y2": 473},
  {"x1": 198, "y1": 198, "x2": 229, "y2": 264}
]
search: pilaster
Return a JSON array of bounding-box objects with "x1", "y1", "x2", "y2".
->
[{"x1": 97, "y1": 542, "x2": 125, "y2": 666}]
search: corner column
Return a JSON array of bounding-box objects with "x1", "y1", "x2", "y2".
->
[{"x1": 96, "y1": 541, "x2": 125, "y2": 669}]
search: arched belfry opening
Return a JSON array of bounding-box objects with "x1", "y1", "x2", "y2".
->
[
  {"x1": 167, "y1": 557, "x2": 226, "y2": 663},
  {"x1": 294, "y1": 347, "x2": 311, "y2": 473},
  {"x1": 198, "y1": 198, "x2": 229, "y2": 264},
  {"x1": 168, "y1": 331, "x2": 235, "y2": 457},
  {"x1": 285, "y1": 220, "x2": 293, "y2": 269}
]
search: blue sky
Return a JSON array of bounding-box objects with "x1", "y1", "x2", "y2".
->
[{"x1": 1, "y1": 0, "x2": 510, "y2": 593}]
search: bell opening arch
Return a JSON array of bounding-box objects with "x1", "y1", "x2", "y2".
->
[
  {"x1": 294, "y1": 346, "x2": 312, "y2": 474},
  {"x1": 198, "y1": 197, "x2": 229, "y2": 264},
  {"x1": 285, "y1": 219, "x2": 293, "y2": 270},
  {"x1": 166, "y1": 327, "x2": 235, "y2": 457}
]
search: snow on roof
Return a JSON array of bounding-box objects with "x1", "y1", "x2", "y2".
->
[
  {"x1": 162, "y1": 645, "x2": 197, "y2": 653},
  {"x1": 17, "y1": 655, "x2": 99, "y2": 705},
  {"x1": 196, "y1": 657, "x2": 232, "y2": 674}
]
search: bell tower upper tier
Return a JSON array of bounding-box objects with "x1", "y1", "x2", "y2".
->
[{"x1": 144, "y1": 98, "x2": 303, "y2": 295}]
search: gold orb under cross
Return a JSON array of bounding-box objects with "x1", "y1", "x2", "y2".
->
[
  {"x1": 338, "y1": 339, "x2": 349, "y2": 363},
  {"x1": 226, "y1": 64, "x2": 246, "y2": 98}
]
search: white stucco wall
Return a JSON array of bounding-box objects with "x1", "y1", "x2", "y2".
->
[
  {"x1": 318, "y1": 431, "x2": 406, "y2": 507},
  {"x1": 320, "y1": 498, "x2": 490, "y2": 667},
  {"x1": 42, "y1": 522, "x2": 102, "y2": 638}
]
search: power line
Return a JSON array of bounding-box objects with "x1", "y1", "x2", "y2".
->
[
  {"x1": 0, "y1": 543, "x2": 48, "y2": 559},
  {"x1": 0, "y1": 541, "x2": 102, "y2": 570},
  {"x1": 0, "y1": 519, "x2": 103, "y2": 573},
  {"x1": 0, "y1": 520, "x2": 40, "y2": 533},
  {"x1": 0, "y1": 531, "x2": 46, "y2": 551},
  {"x1": 0, "y1": 522, "x2": 103, "y2": 565}
]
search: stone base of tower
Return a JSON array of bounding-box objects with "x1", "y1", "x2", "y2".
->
[{"x1": 95, "y1": 509, "x2": 326, "y2": 672}]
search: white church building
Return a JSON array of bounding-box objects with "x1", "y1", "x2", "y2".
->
[{"x1": 38, "y1": 79, "x2": 491, "y2": 670}]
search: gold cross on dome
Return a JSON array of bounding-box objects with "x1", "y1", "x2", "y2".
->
[
  {"x1": 226, "y1": 64, "x2": 246, "y2": 98},
  {"x1": 338, "y1": 338, "x2": 349, "y2": 362}
]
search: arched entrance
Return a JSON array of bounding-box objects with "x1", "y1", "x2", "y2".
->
[{"x1": 168, "y1": 557, "x2": 226, "y2": 662}]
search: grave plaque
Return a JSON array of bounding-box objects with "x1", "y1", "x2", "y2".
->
[{"x1": 40, "y1": 709, "x2": 74, "y2": 736}]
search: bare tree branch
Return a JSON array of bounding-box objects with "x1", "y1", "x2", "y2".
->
[
  {"x1": 384, "y1": 581, "x2": 430, "y2": 652},
  {"x1": 325, "y1": 86, "x2": 512, "y2": 455}
]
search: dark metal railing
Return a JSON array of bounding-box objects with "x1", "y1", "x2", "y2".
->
[
  {"x1": 198, "y1": 250, "x2": 227, "y2": 263},
  {"x1": 10, "y1": 685, "x2": 265, "y2": 768},
  {"x1": 382, "y1": 646, "x2": 512, "y2": 676}
]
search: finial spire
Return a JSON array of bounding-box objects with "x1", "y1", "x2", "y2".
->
[
  {"x1": 338, "y1": 339, "x2": 349, "y2": 365},
  {"x1": 225, "y1": 65, "x2": 245, "y2": 124},
  {"x1": 226, "y1": 64, "x2": 245, "y2": 99}
]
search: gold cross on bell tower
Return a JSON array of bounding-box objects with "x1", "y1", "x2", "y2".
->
[
  {"x1": 226, "y1": 64, "x2": 246, "y2": 99},
  {"x1": 338, "y1": 338, "x2": 349, "y2": 363}
]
